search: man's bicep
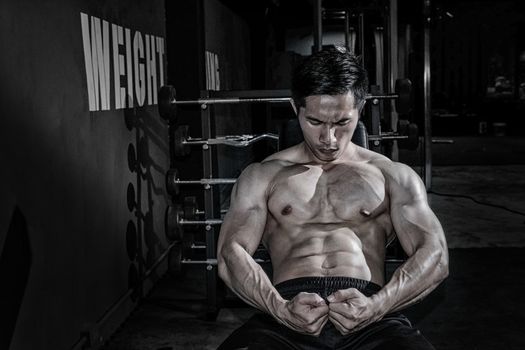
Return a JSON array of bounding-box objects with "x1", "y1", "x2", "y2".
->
[
  {"x1": 389, "y1": 165, "x2": 445, "y2": 256},
  {"x1": 220, "y1": 206, "x2": 267, "y2": 255},
  {"x1": 391, "y1": 200, "x2": 444, "y2": 255},
  {"x1": 218, "y1": 164, "x2": 269, "y2": 255}
]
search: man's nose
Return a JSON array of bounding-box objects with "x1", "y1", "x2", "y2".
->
[{"x1": 319, "y1": 125, "x2": 336, "y2": 145}]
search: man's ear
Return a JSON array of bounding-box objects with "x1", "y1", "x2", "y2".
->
[
  {"x1": 358, "y1": 100, "x2": 366, "y2": 116},
  {"x1": 290, "y1": 99, "x2": 298, "y2": 116}
]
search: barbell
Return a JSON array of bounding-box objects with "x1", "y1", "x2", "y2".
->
[
  {"x1": 158, "y1": 86, "x2": 292, "y2": 122},
  {"x1": 368, "y1": 120, "x2": 419, "y2": 150},
  {"x1": 166, "y1": 169, "x2": 236, "y2": 197},
  {"x1": 167, "y1": 243, "x2": 270, "y2": 276},
  {"x1": 164, "y1": 203, "x2": 224, "y2": 241},
  {"x1": 173, "y1": 125, "x2": 279, "y2": 157},
  {"x1": 367, "y1": 78, "x2": 413, "y2": 114},
  {"x1": 158, "y1": 79, "x2": 413, "y2": 122}
]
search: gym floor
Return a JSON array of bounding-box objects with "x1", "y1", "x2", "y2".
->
[{"x1": 102, "y1": 136, "x2": 525, "y2": 350}]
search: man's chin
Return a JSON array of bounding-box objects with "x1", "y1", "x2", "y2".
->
[{"x1": 315, "y1": 150, "x2": 339, "y2": 162}]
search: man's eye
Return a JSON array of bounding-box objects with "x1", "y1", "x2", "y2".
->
[
  {"x1": 309, "y1": 120, "x2": 322, "y2": 126},
  {"x1": 336, "y1": 120, "x2": 351, "y2": 126}
]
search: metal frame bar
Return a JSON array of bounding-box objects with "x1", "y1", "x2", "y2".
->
[
  {"x1": 174, "y1": 97, "x2": 291, "y2": 105},
  {"x1": 368, "y1": 85, "x2": 382, "y2": 153},
  {"x1": 344, "y1": 11, "x2": 350, "y2": 51},
  {"x1": 168, "y1": 94, "x2": 398, "y2": 106},
  {"x1": 423, "y1": 0, "x2": 432, "y2": 189},
  {"x1": 313, "y1": 0, "x2": 323, "y2": 52},
  {"x1": 200, "y1": 90, "x2": 218, "y2": 315},
  {"x1": 179, "y1": 219, "x2": 223, "y2": 226},
  {"x1": 388, "y1": 0, "x2": 399, "y2": 161},
  {"x1": 184, "y1": 133, "x2": 279, "y2": 147},
  {"x1": 358, "y1": 13, "x2": 365, "y2": 65},
  {"x1": 174, "y1": 178, "x2": 237, "y2": 185},
  {"x1": 209, "y1": 89, "x2": 291, "y2": 99}
]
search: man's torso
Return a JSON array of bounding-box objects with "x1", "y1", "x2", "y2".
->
[{"x1": 261, "y1": 145, "x2": 394, "y2": 286}]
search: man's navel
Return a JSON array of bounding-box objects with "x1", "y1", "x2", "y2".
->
[{"x1": 321, "y1": 257, "x2": 336, "y2": 269}]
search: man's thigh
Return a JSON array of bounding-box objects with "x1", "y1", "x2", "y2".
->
[
  {"x1": 219, "y1": 313, "x2": 434, "y2": 350},
  {"x1": 219, "y1": 312, "x2": 329, "y2": 350},
  {"x1": 339, "y1": 315, "x2": 435, "y2": 350}
]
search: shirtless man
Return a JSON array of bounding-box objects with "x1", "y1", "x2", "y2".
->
[{"x1": 217, "y1": 47, "x2": 449, "y2": 349}]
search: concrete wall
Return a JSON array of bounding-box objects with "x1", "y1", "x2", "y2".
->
[{"x1": 0, "y1": 0, "x2": 168, "y2": 349}]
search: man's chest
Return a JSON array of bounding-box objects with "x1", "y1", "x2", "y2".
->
[{"x1": 268, "y1": 163, "x2": 389, "y2": 223}]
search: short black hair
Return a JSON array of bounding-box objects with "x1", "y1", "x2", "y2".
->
[{"x1": 291, "y1": 46, "x2": 369, "y2": 110}]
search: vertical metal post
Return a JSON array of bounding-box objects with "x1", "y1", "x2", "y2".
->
[
  {"x1": 374, "y1": 28, "x2": 384, "y2": 86},
  {"x1": 405, "y1": 25, "x2": 412, "y2": 76},
  {"x1": 389, "y1": 0, "x2": 399, "y2": 161},
  {"x1": 200, "y1": 91, "x2": 218, "y2": 316},
  {"x1": 423, "y1": 0, "x2": 432, "y2": 189},
  {"x1": 313, "y1": 0, "x2": 323, "y2": 53},
  {"x1": 344, "y1": 11, "x2": 350, "y2": 51},
  {"x1": 369, "y1": 85, "x2": 382, "y2": 154},
  {"x1": 358, "y1": 13, "x2": 365, "y2": 65}
]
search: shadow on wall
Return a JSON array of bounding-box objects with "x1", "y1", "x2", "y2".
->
[
  {"x1": 124, "y1": 103, "x2": 169, "y2": 299},
  {"x1": 0, "y1": 206, "x2": 32, "y2": 349}
]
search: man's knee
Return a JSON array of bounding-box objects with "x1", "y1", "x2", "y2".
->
[{"x1": 368, "y1": 327, "x2": 435, "y2": 350}]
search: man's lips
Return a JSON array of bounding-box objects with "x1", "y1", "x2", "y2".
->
[{"x1": 318, "y1": 148, "x2": 338, "y2": 154}]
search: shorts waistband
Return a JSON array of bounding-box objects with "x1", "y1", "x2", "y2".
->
[{"x1": 274, "y1": 276, "x2": 382, "y2": 301}]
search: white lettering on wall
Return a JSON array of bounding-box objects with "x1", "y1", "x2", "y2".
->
[
  {"x1": 133, "y1": 31, "x2": 145, "y2": 107},
  {"x1": 80, "y1": 12, "x2": 166, "y2": 111},
  {"x1": 125, "y1": 28, "x2": 133, "y2": 108},
  {"x1": 112, "y1": 24, "x2": 125, "y2": 109},
  {"x1": 146, "y1": 35, "x2": 157, "y2": 105},
  {"x1": 156, "y1": 37, "x2": 165, "y2": 88}
]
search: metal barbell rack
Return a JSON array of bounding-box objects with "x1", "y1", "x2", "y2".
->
[
  {"x1": 178, "y1": 218, "x2": 223, "y2": 226},
  {"x1": 180, "y1": 258, "x2": 268, "y2": 266},
  {"x1": 188, "y1": 89, "x2": 295, "y2": 317},
  {"x1": 174, "y1": 178, "x2": 237, "y2": 186},
  {"x1": 184, "y1": 133, "x2": 279, "y2": 147},
  {"x1": 171, "y1": 97, "x2": 292, "y2": 106}
]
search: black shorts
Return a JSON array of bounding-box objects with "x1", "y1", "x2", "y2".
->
[{"x1": 218, "y1": 276, "x2": 435, "y2": 350}]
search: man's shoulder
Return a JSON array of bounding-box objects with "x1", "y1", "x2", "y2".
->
[
  {"x1": 236, "y1": 145, "x2": 303, "y2": 190},
  {"x1": 239, "y1": 155, "x2": 293, "y2": 182},
  {"x1": 357, "y1": 148, "x2": 419, "y2": 184},
  {"x1": 366, "y1": 157, "x2": 425, "y2": 202},
  {"x1": 355, "y1": 146, "x2": 394, "y2": 171},
  {"x1": 263, "y1": 143, "x2": 303, "y2": 164}
]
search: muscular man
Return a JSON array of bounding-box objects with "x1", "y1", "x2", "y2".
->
[{"x1": 217, "y1": 47, "x2": 448, "y2": 349}]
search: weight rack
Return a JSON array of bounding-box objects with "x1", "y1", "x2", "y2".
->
[{"x1": 168, "y1": 89, "x2": 292, "y2": 317}]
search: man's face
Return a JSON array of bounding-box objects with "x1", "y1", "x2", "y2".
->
[{"x1": 297, "y1": 92, "x2": 360, "y2": 162}]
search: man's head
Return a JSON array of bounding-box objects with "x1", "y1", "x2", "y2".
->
[
  {"x1": 291, "y1": 47, "x2": 368, "y2": 111},
  {"x1": 291, "y1": 47, "x2": 369, "y2": 162}
]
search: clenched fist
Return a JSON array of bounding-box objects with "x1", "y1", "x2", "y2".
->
[
  {"x1": 327, "y1": 288, "x2": 382, "y2": 335},
  {"x1": 277, "y1": 292, "x2": 330, "y2": 336}
]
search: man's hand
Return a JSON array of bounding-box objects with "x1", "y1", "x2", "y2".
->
[
  {"x1": 277, "y1": 292, "x2": 329, "y2": 336},
  {"x1": 327, "y1": 288, "x2": 382, "y2": 335}
]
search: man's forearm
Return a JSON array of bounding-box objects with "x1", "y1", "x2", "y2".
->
[
  {"x1": 218, "y1": 243, "x2": 286, "y2": 318},
  {"x1": 373, "y1": 245, "x2": 448, "y2": 314}
]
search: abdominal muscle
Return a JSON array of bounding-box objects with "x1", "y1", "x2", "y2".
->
[{"x1": 264, "y1": 226, "x2": 385, "y2": 286}]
